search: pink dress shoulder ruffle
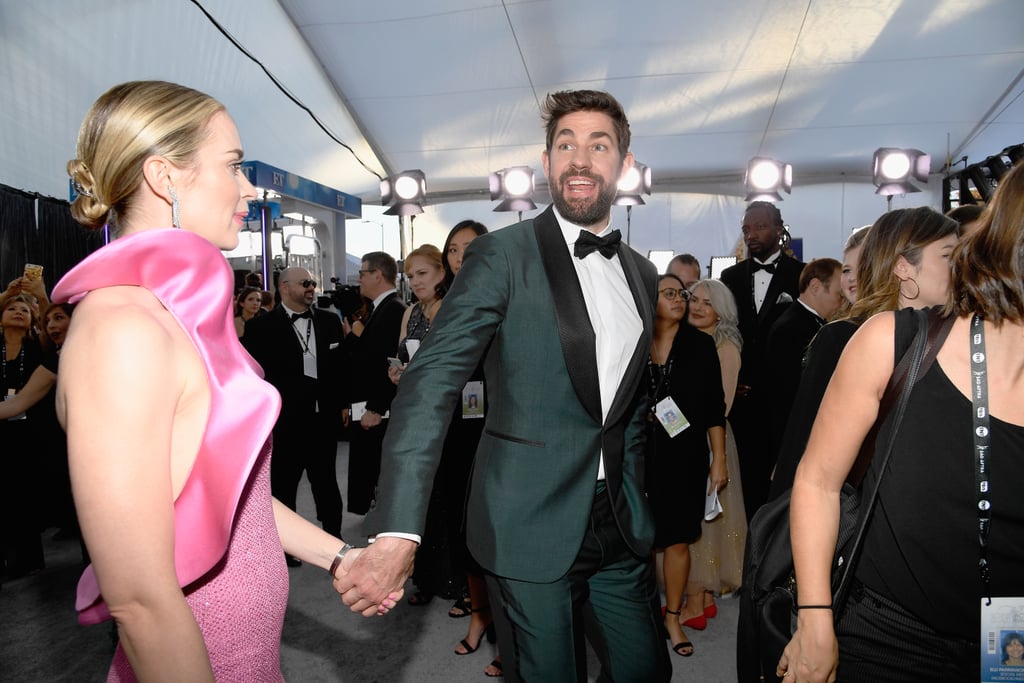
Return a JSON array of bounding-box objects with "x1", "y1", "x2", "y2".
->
[{"x1": 53, "y1": 228, "x2": 288, "y2": 681}]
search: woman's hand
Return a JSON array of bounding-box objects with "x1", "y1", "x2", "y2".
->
[
  {"x1": 387, "y1": 364, "x2": 405, "y2": 385},
  {"x1": 777, "y1": 615, "x2": 838, "y2": 683},
  {"x1": 709, "y1": 452, "x2": 728, "y2": 494}
]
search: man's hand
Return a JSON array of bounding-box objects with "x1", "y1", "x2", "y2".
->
[
  {"x1": 360, "y1": 409, "x2": 383, "y2": 430},
  {"x1": 333, "y1": 536, "x2": 416, "y2": 617}
]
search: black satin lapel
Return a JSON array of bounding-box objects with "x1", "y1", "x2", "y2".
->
[
  {"x1": 534, "y1": 209, "x2": 603, "y2": 424},
  {"x1": 605, "y1": 246, "x2": 654, "y2": 424}
]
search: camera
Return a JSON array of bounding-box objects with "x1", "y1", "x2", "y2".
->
[{"x1": 318, "y1": 278, "x2": 365, "y2": 318}]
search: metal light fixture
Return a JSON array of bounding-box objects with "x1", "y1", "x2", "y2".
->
[
  {"x1": 614, "y1": 161, "x2": 652, "y2": 206},
  {"x1": 381, "y1": 169, "x2": 427, "y2": 216},
  {"x1": 744, "y1": 157, "x2": 792, "y2": 202},
  {"x1": 489, "y1": 166, "x2": 537, "y2": 212},
  {"x1": 613, "y1": 161, "x2": 652, "y2": 246},
  {"x1": 872, "y1": 148, "x2": 930, "y2": 195}
]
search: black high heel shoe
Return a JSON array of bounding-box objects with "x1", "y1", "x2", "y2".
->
[
  {"x1": 455, "y1": 621, "x2": 496, "y2": 655},
  {"x1": 664, "y1": 607, "x2": 694, "y2": 657}
]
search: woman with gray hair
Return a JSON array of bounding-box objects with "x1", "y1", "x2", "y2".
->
[{"x1": 679, "y1": 278, "x2": 747, "y2": 628}]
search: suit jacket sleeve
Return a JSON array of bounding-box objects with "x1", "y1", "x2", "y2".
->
[{"x1": 367, "y1": 237, "x2": 510, "y2": 535}]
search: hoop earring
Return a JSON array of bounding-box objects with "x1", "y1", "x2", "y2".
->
[
  {"x1": 898, "y1": 275, "x2": 920, "y2": 301},
  {"x1": 168, "y1": 186, "x2": 181, "y2": 229}
]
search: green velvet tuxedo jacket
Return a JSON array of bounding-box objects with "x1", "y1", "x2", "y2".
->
[{"x1": 367, "y1": 206, "x2": 659, "y2": 582}]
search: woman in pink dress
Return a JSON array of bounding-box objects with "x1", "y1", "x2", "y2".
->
[{"x1": 53, "y1": 81, "x2": 397, "y2": 682}]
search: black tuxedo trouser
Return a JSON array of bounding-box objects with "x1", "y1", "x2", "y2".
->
[
  {"x1": 347, "y1": 420, "x2": 386, "y2": 515},
  {"x1": 729, "y1": 391, "x2": 774, "y2": 523},
  {"x1": 485, "y1": 484, "x2": 671, "y2": 683},
  {"x1": 271, "y1": 421, "x2": 343, "y2": 536}
]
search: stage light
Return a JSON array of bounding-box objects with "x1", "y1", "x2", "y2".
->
[
  {"x1": 614, "y1": 161, "x2": 652, "y2": 206},
  {"x1": 872, "y1": 148, "x2": 930, "y2": 195},
  {"x1": 489, "y1": 166, "x2": 537, "y2": 212},
  {"x1": 744, "y1": 157, "x2": 792, "y2": 202},
  {"x1": 985, "y1": 154, "x2": 1011, "y2": 181},
  {"x1": 381, "y1": 170, "x2": 426, "y2": 216}
]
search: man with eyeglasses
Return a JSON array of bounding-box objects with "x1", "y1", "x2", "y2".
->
[
  {"x1": 342, "y1": 252, "x2": 406, "y2": 515},
  {"x1": 242, "y1": 267, "x2": 346, "y2": 565}
]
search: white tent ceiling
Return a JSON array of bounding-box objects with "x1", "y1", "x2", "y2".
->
[{"x1": 1, "y1": 0, "x2": 1022, "y2": 235}]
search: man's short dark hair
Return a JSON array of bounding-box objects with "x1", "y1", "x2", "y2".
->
[
  {"x1": 362, "y1": 251, "x2": 398, "y2": 285},
  {"x1": 798, "y1": 258, "x2": 842, "y2": 294},
  {"x1": 542, "y1": 90, "x2": 631, "y2": 158},
  {"x1": 945, "y1": 203, "x2": 984, "y2": 226},
  {"x1": 669, "y1": 253, "x2": 700, "y2": 270}
]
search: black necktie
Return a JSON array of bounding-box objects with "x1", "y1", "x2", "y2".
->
[
  {"x1": 290, "y1": 310, "x2": 312, "y2": 322},
  {"x1": 750, "y1": 260, "x2": 777, "y2": 274},
  {"x1": 574, "y1": 229, "x2": 622, "y2": 259}
]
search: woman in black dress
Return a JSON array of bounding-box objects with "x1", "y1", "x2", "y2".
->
[{"x1": 646, "y1": 273, "x2": 727, "y2": 657}]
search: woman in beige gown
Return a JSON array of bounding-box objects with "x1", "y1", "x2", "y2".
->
[{"x1": 678, "y1": 279, "x2": 747, "y2": 626}]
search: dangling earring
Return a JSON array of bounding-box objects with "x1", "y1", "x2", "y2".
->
[
  {"x1": 168, "y1": 186, "x2": 181, "y2": 229},
  {"x1": 897, "y1": 275, "x2": 920, "y2": 301}
]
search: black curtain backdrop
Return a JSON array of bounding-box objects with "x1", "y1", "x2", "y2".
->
[
  {"x1": 0, "y1": 185, "x2": 39, "y2": 289},
  {"x1": 0, "y1": 184, "x2": 104, "y2": 298}
]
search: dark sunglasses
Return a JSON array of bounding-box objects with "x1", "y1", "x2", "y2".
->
[{"x1": 284, "y1": 279, "x2": 317, "y2": 288}]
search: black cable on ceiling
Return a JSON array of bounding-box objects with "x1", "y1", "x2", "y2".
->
[{"x1": 189, "y1": 0, "x2": 384, "y2": 182}]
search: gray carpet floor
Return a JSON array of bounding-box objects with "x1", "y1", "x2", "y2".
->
[{"x1": 0, "y1": 443, "x2": 739, "y2": 681}]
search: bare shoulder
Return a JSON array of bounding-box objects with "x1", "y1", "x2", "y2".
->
[{"x1": 62, "y1": 286, "x2": 178, "y2": 362}]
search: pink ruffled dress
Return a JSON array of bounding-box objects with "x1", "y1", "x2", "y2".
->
[{"x1": 53, "y1": 228, "x2": 288, "y2": 682}]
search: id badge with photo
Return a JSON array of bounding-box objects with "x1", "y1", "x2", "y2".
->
[
  {"x1": 981, "y1": 597, "x2": 1024, "y2": 682},
  {"x1": 462, "y1": 380, "x2": 484, "y2": 419},
  {"x1": 653, "y1": 396, "x2": 689, "y2": 438}
]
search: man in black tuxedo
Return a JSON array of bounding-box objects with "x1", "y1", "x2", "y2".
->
[
  {"x1": 243, "y1": 267, "x2": 346, "y2": 543},
  {"x1": 763, "y1": 257, "x2": 843, "y2": 472},
  {"x1": 342, "y1": 252, "x2": 406, "y2": 515},
  {"x1": 719, "y1": 202, "x2": 804, "y2": 520}
]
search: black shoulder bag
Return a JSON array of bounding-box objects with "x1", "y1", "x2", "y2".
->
[{"x1": 736, "y1": 307, "x2": 954, "y2": 683}]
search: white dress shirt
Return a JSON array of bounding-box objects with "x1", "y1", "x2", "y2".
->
[
  {"x1": 752, "y1": 250, "x2": 782, "y2": 313},
  {"x1": 555, "y1": 207, "x2": 643, "y2": 481}
]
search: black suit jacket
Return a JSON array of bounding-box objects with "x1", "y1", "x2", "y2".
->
[
  {"x1": 763, "y1": 301, "x2": 825, "y2": 458},
  {"x1": 719, "y1": 254, "x2": 804, "y2": 388},
  {"x1": 343, "y1": 292, "x2": 406, "y2": 415},
  {"x1": 242, "y1": 306, "x2": 345, "y2": 432}
]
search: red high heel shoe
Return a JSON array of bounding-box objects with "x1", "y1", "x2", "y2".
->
[{"x1": 704, "y1": 602, "x2": 718, "y2": 619}]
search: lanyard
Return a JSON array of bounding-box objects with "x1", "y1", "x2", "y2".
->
[
  {"x1": 293, "y1": 318, "x2": 314, "y2": 356},
  {"x1": 1, "y1": 337, "x2": 26, "y2": 384},
  {"x1": 970, "y1": 313, "x2": 992, "y2": 604}
]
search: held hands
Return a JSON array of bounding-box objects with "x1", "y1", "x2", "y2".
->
[
  {"x1": 776, "y1": 617, "x2": 838, "y2": 683},
  {"x1": 329, "y1": 546, "x2": 404, "y2": 617},
  {"x1": 333, "y1": 536, "x2": 416, "y2": 617}
]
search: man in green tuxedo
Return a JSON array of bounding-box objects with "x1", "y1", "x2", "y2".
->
[{"x1": 337, "y1": 90, "x2": 671, "y2": 682}]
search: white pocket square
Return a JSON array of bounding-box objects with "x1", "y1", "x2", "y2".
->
[
  {"x1": 775, "y1": 292, "x2": 793, "y2": 305},
  {"x1": 329, "y1": 342, "x2": 340, "y2": 350}
]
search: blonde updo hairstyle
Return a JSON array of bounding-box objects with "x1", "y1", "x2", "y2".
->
[
  {"x1": 404, "y1": 244, "x2": 447, "y2": 301},
  {"x1": 67, "y1": 81, "x2": 225, "y2": 231}
]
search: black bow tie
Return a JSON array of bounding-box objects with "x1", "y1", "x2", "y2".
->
[
  {"x1": 574, "y1": 229, "x2": 622, "y2": 259},
  {"x1": 750, "y1": 260, "x2": 777, "y2": 274},
  {"x1": 290, "y1": 310, "x2": 312, "y2": 322}
]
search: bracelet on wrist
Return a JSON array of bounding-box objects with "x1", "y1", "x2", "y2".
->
[
  {"x1": 328, "y1": 543, "x2": 354, "y2": 578},
  {"x1": 795, "y1": 604, "x2": 832, "y2": 610}
]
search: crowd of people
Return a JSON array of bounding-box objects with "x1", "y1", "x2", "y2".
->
[{"x1": 3, "y1": 77, "x2": 1022, "y2": 683}]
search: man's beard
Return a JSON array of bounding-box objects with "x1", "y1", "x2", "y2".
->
[{"x1": 549, "y1": 169, "x2": 617, "y2": 227}]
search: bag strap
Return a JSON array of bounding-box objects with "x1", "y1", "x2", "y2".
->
[
  {"x1": 846, "y1": 307, "x2": 953, "y2": 486},
  {"x1": 832, "y1": 308, "x2": 954, "y2": 607}
]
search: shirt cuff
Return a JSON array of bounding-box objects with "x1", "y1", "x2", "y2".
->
[{"x1": 372, "y1": 531, "x2": 421, "y2": 545}]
